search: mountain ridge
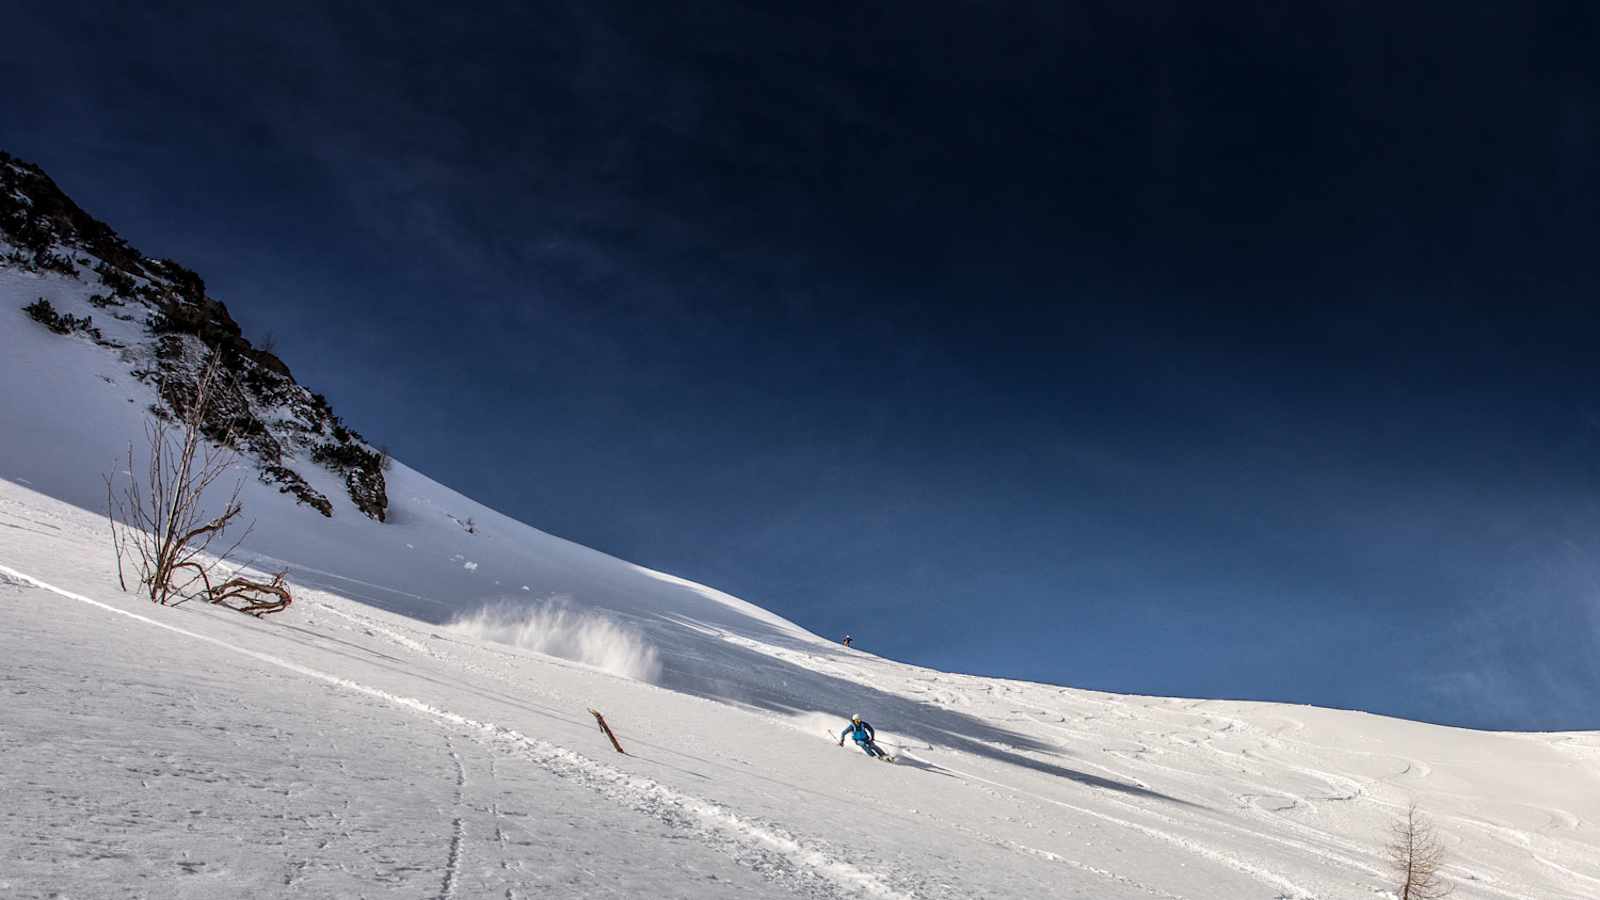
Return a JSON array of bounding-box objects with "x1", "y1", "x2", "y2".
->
[{"x1": 1, "y1": 150, "x2": 387, "y2": 521}]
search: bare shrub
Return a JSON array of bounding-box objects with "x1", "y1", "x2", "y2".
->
[
  {"x1": 1386, "y1": 803, "x2": 1453, "y2": 900},
  {"x1": 23, "y1": 297, "x2": 100, "y2": 339},
  {"x1": 105, "y1": 355, "x2": 260, "y2": 608}
]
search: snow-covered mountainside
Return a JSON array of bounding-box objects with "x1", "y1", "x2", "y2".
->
[
  {"x1": 3, "y1": 155, "x2": 1598, "y2": 899},
  {"x1": 1, "y1": 152, "x2": 387, "y2": 521}
]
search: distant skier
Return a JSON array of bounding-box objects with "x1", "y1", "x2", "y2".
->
[
  {"x1": 838, "y1": 713, "x2": 891, "y2": 761},
  {"x1": 842, "y1": 634, "x2": 853, "y2": 648}
]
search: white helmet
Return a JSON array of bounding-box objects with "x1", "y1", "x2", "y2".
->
[{"x1": 851, "y1": 713, "x2": 861, "y2": 723}]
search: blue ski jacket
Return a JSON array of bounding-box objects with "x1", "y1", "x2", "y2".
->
[{"x1": 841, "y1": 720, "x2": 875, "y2": 743}]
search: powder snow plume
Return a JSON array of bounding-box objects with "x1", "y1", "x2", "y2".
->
[{"x1": 446, "y1": 598, "x2": 663, "y2": 683}]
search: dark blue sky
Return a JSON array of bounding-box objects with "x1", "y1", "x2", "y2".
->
[{"x1": 6, "y1": 2, "x2": 1599, "y2": 729}]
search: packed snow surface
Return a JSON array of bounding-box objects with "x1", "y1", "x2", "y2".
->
[{"x1": 4, "y1": 263, "x2": 1600, "y2": 898}]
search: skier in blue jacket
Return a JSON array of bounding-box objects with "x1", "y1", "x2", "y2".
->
[{"x1": 838, "y1": 713, "x2": 890, "y2": 759}]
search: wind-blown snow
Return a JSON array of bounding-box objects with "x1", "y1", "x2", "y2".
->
[
  {"x1": 4, "y1": 259, "x2": 1600, "y2": 899},
  {"x1": 446, "y1": 599, "x2": 663, "y2": 683}
]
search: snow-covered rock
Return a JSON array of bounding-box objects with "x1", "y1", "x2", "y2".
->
[{"x1": 1, "y1": 151, "x2": 387, "y2": 521}]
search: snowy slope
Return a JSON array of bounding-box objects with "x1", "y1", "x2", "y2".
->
[
  {"x1": 5, "y1": 197, "x2": 1600, "y2": 900},
  {"x1": 4, "y1": 482, "x2": 1599, "y2": 900}
]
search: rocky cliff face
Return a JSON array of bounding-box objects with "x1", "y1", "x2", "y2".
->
[{"x1": 2, "y1": 151, "x2": 388, "y2": 521}]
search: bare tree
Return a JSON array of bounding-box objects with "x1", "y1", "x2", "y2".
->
[
  {"x1": 105, "y1": 354, "x2": 255, "y2": 607},
  {"x1": 1387, "y1": 803, "x2": 1453, "y2": 900}
]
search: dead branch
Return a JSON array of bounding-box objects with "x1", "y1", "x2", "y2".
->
[
  {"x1": 168, "y1": 561, "x2": 294, "y2": 617},
  {"x1": 588, "y1": 708, "x2": 626, "y2": 754},
  {"x1": 105, "y1": 474, "x2": 129, "y2": 592},
  {"x1": 210, "y1": 571, "x2": 294, "y2": 617}
]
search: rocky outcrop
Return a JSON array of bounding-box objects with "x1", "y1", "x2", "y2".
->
[{"x1": 2, "y1": 151, "x2": 387, "y2": 521}]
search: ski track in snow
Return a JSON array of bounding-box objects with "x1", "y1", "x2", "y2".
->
[
  {"x1": 440, "y1": 736, "x2": 466, "y2": 900},
  {"x1": 317, "y1": 600, "x2": 438, "y2": 656},
  {"x1": 1003, "y1": 692, "x2": 1451, "y2": 888},
  {"x1": 0, "y1": 563, "x2": 918, "y2": 900},
  {"x1": 910, "y1": 805, "x2": 1191, "y2": 900},
  {"x1": 885, "y1": 697, "x2": 1362, "y2": 898},
  {"x1": 915, "y1": 754, "x2": 1318, "y2": 900}
]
